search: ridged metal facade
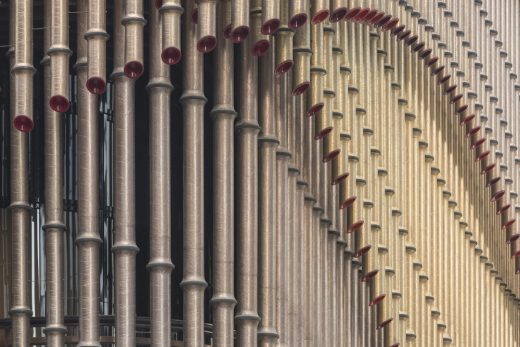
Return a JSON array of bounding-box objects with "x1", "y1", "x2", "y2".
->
[{"x1": 0, "y1": 0, "x2": 519, "y2": 346}]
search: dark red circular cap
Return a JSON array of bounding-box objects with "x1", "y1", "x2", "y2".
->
[
  {"x1": 307, "y1": 102, "x2": 324, "y2": 117},
  {"x1": 341, "y1": 197, "x2": 357, "y2": 210},
  {"x1": 49, "y1": 95, "x2": 71, "y2": 113},
  {"x1": 197, "y1": 36, "x2": 217, "y2": 53},
  {"x1": 13, "y1": 115, "x2": 34, "y2": 132},
  {"x1": 292, "y1": 81, "x2": 310, "y2": 96},
  {"x1": 376, "y1": 14, "x2": 392, "y2": 27},
  {"x1": 312, "y1": 9, "x2": 330, "y2": 24},
  {"x1": 353, "y1": 8, "x2": 370, "y2": 22},
  {"x1": 314, "y1": 126, "x2": 333, "y2": 140},
  {"x1": 161, "y1": 47, "x2": 182, "y2": 65},
  {"x1": 124, "y1": 61, "x2": 144, "y2": 79},
  {"x1": 330, "y1": 7, "x2": 348, "y2": 22},
  {"x1": 253, "y1": 39, "x2": 270, "y2": 56},
  {"x1": 323, "y1": 148, "x2": 341, "y2": 163},
  {"x1": 231, "y1": 26, "x2": 250, "y2": 43},
  {"x1": 276, "y1": 60, "x2": 294, "y2": 76},
  {"x1": 369, "y1": 294, "x2": 386, "y2": 307},
  {"x1": 86, "y1": 76, "x2": 106, "y2": 95},
  {"x1": 289, "y1": 13, "x2": 307, "y2": 29},
  {"x1": 262, "y1": 19, "x2": 281, "y2": 35},
  {"x1": 344, "y1": 8, "x2": 361, "y2": 21},
  {"x1": 383, "y1": 18, "x2": 400, "y2": 31}
]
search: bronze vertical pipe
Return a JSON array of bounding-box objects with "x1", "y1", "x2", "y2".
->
[
  {"x1": 232, "y1": 0, "x2": 250, "y2": 42},
  {"x1": 261, "y1": 0, "x2": 281, "y2": 34},
  {"x1": 211, "y1": 1, "x2": 238, "y2": 346},
  {"x1": 197, "y1": 0, "x2": 218, "y2": 53},
  {"x1": 251, "y1": 1, "x2": 271, "y2": 56},
  {"x1": 85, "y1": 0, "x2": 108, "y2": 95},
  {"x1": 76, "y1": 0, "x2": 102, "y2": 345},
  {"x1": 112, "y1": 1, "x2": 140, "y2": 346},
  {"x1": 160, "y1": 0, "x2": 183, "y2": 65},
  {"x1": 258, "y1": 35, "x2": 280, "y2": 347},
  {"x1": 123, "y1": 0, "x2": 146, "y2": 78},
  {"x1": 42, "y1": 1, "x2": 66, "y2": 346},
  {"x1": 49, "y1": 0, "x2": 71, "y2": 112},
  {"x1": 330, "y1": 0, "x2": 348, "y2": 22},
  {"x1": 275, "y1": 2, "x2": 294, "y2": 76},
  {"x1": 289, "y1": 0, "x2": 308, "y2": 29},
  {"x1": 311, "y1": 0, "x2": 330, "y2": 24},
  {"x1": 292, "y1": 17, "x2": 311, "y2": 95},
  {"x1": 180, "y1": 1, "x2": 209, "y2": 345}
]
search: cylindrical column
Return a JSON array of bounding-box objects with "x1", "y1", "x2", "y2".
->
[
  {"x1": 123, "y1": 0, "x2": 146, "y2": 78},
  {"x1": 180, "y1": 1, "x2": 209, "y2": 345},
  {"x1": 76, "y1": 0, "x2": 102, "y2": 345},
  {"x1": 197, "y1": 0, "x2": 218, "y2": 53},
  {"x1": 252, "y1": 1, "x2": 271, "y2": 56},
  {"x1": 211, "y1": 1, "x2": 239, "y2": 345},
  {"x1": 275, "y1": 2, "x2": 294, "y2": 75},
  {"x1": 49, "y1": 0, "x2": 71, "y2": 112},
  {"x1": 311, "y1": 0, "x2": 329, "y2": 24},
  {"x1": 85, "y1": 0, "x2": 108, "y2": 95},
  {"x1": 42, "y1": 1, "x2": 66, "y2": 346},
  {"x1": 261, "y1": 0, "x2": 280, "y2": 35},
  {"x1": 112, "y1": 1, "x2": 140, "y2": 346},
  {"x1": 292, "y1": 18, "x2": 311, "y2": 95},
  {"x1": 160, "y1": 0, "x2": 183, "y2": 65},
  {"x1": 232, "y1": 0, "x2": 250, "y2": 42},
  {"x1": 289, "y1": 0, "x2": 308, "y2": 29}
]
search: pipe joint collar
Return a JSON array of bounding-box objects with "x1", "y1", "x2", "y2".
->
[
  {"x1": 42, "y1": 222, "x2": 67, "y2": 232},
  {"x1": 180, "y1": 276, "x2": 208, "y2": 288},
  {"x1": 209, "y1": 294, "x2": 238, "y2": 306}
]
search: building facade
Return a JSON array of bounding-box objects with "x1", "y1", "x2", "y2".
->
[{"x1": 0, "y1": 0, "x2": 519, "y2": 346}]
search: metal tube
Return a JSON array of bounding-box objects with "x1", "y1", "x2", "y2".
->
[
  {"x1": 292, "y1": 20, "x2": 311, "y2": 95},
  {"x1": 311, "y1": 0, "x2": 330, "y2": 24},
  {"x1": 180, "y1": 1, "x2": 209, "y2": 345},
  {"x1": 232, "y1": 0, "x2": 250, "y2": 42},
  {"x1": 258, "y1": 35, "x2": 280, "y2": 347},
  {"x1": 289, "y1": 0, "x2": 308, "y2": 29},
  {"x1": 252, "y1": 1, "x2": 271, "y2": 56},
  {"x1": 275, "y1": 2, "x2": 294, "y2": 75},
  {"x1": 112, "y1": 1, "x2": 140, "y2": 346},
  {"x1": 76, "y1": 0, "x2": 102, "y2": 344},
  {"x1": 49, "y1": 0, "x2": 71, "y2": 112},
  {"x1": 261, "y1": 0, "x2": 280, "y2": 35},
  {"x1": 331, "y1": 0, "x2": 348, "y2": 22},
  {"x1": 197, "y1": 0, "x2": 217, "y2": 53},
  {"x1": 123, "y1": 0, "x2": 146, "y2": 78},
  {"x1": 211, "y1": 0, "x2": 239, "y2": 345},
  {"x1": 85, "y1": 0, "x2": 108, "y2": 95},
  {"x1": 42, "y1": 1, "x2": 66, "y2": 346},
  {"x1": 160, "y1": 0, "x2": 183, "y2": 65}
]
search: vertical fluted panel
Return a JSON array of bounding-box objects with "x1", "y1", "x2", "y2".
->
[
  {"x1": 180, "y1": 1, "x2": 208, "y2": 346},
  {"x1": 42, "y1": 1, "x2": 66, "y2": 346},
  {"x1": 112, "y1": 1, "x2": 140, "y2": 346},
  {"x1": 211, "y1": 1, "x2": 238, "y2": 346}
]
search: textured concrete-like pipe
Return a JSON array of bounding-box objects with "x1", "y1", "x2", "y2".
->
[
  {"x1": 160, "y1": 0, "x2": 183, "y2": 65},
  {"x1": 75, "y1": 0, "x2": 102, "y2": 344},
  {"x1": 275, "y1": 3, "x2": 294, "y2": 76},
  {"x1": 112, "y1": 1, "x2": 140, "y2": 345},
  {"x1": 42, "y1": 1, "x2": 66, "y2": 346},
  {"x1": 8, "y1": 2, "x2": 32, "y2": 345},
  {"x1": 261, "y1": 0, "x2": 280, "y2": 34},
  {"x1": 123, "y1": 0, "x2": 146, "y2": 78},
  {"x1": 232, "y1": 0, "x2": 250, "y2": 42},
  {"x1": 211, "y1": 1, "x2": 238, "y2": 346},
  {"x1": 85, "y1": 0, "x2": 108, "y2": 95},
  {"x1": 197, "y1": 0, "x2": 217, "y2": 53},
  {"x1": 258, "y1": 35, "x2": 280, "y2": 347},
  {"x1": 292, "y1": 21, "x2": 311, "y2": 95},
  {"x1": 12, "y1": 0, "x2": 35, "y2": 132},
  {"x1": 49, "y1": 0, "x2": 71, "y2": 112},
  {"x1": 180, "y1": 1, "x2": 209, "y2": 345}
]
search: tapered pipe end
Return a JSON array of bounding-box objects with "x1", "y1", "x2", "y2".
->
[
  {"x1": 292, "y1": 81, "x2": 310, "y2": 96},
  {"x1": 223, "y1": 24, "x2": 233, "y2": 39},
  {"x1": 344, "y1": 8, "x2": 361, "y2": 21},
  {"x1": 369, "y1": 294, "x2": 386, "y2": 307},
  {"x1": 383, "y1": 18, "x2": 400, "y2": 31},
  {"x1": 253, "y1": 39, "x2": 270, "y2": 56},
  {"x1": 49, "y1": 95, "x2": 71, "y2": 113},
  {"x1": 231, "y1": 26, "x2": 250, "y2": 43},
  {"x1": 275, "y1": 60, "x2": 294, "y2": 76},
  {"x1": 333, "y1": 172, "x2": 349, "y2": 185},
  {"x1": 314, "y1": 127, "x2": 333, "y2": 140},
  {"x1": 197, "y1": 36, "x2": 217, "y2": 53},
  {"x1": 86, "y1": 77, "x2": 107, "y2": 95},
  {"x1": 306, "y1": 103, "x2": 324, "y2": 116},
  {"x1": 389, "y1": 343, "x2": 401, "y2": 347},
  {"x1": 370, "y1": 11, "x2": 386, "y2": 25},
  {"x1": 124, "y1": 61, "x2": 144, "y2": 79},
  {"x1": 161, "y1": 47, "x2": 182, "y2": 65},
  {"x1": 330, "y1": 8, "x2": 348, "y2": 22},
  {"x1": 289, "y1": 13, "x2": 308, "y2": 29},
  {"x1": 261, "y1": 19, "x2": 281, "y2": 35},
  {"x1": 355, "y1": 245, "x2": 372, "y2": 258},
  {"x1": 508, "y1": 234, "x2": 520, "y2": 244},
  {"x1": 377, "y1": 318, "x2": 394, "y2": 330},
  {"x1": 362, "y1": 9, "x2": 379, "y2": 24},
  {"x1": 353, "y1": 8, "x2": 370, "y2": 23},
  {"x1": 347, "y1": 220, "x2": 364, "y2": 233},
  {"x1": 13, "y1": 115, "x2": 34, "y2": 132},
  {"x1": 311, "y1": 10, "x2": 330, "y2": 24},
  {"x1": 323, "y1": 148, "x2": 340, "y2": 163},
  {"x1": 341, "y1": 196, "x2": 357, "y2": 210}
]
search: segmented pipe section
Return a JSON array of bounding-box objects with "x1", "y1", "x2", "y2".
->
[
  {"x1": 211, "y1": 1, "x2": 238, "y2": 345},
  {"x1": 232, "y1": 0, "x2": 250, "y2": 42},
  {"x1": 123, "y1": 0, "x2": 146, "y2": 78},
  {"x1": 85, "y1": 0, "x2": 108, "y2": 95},
  {"x1": 180, "y1": 1, "x2": 208, "y2": 346},
  {"x1": 49, "y1": 0, "x2": 71, "y2": 112},
  {"x1": 197, "y1": 0, "x2": 217, "y2": 53},
  {"x1": 160, "y1": 0, "x2": 183, "y2": 65}
]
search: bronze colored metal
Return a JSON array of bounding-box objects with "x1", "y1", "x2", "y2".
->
[
  {"x1": 231, "y1": 0, "x2": 250, "y2": 43},
  {"x1": 123, "y1": 0, "x2": 146, "y2": 77},
  {"x1": 160, "y1": 0, "x2": 183, "y2": 65},
  {"x1": 261, "y1": 0, "x2": 280, "y2": 35},
  {"x1": 85, "y1": 0, "x2": 108, "y2": 95},
  {"x1": 49, "y1": 0, "x2": 71, "y2": 112}
]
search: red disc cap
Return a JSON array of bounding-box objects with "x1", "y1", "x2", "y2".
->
[
  {"x1": 124, "y1": 61, "x2": 144, "y2": 79},
  {"x1": 292, "y1": 81, "x2": 310, "y2": 96},
  {"x1": 314, "y1": 126, "x2": 333, "y2": 140},
  {"x1": 275, "y1": 60, "x2": 294, "y2": 76},
  {"x1": 13, "y1": 115, "x2": 34, "y2": 132},
  {"x1": 289, "y1": 13, "x2": 307, "y2": 29},
  {"x1": 161, "y1": 47, "x2": 182, "y2": 65},
  {"x1": 197, "y1": 36, "x2": 217, "y2": 53},
  {"x1": 345, "y1": 8, "x2": 361, "y2": 21},
  {"x1": 231, "y1": 26, "x2": 250, "y2": 43},
  {"x1": 261, "y1": 19, "x2": 281, "y2": 35},
  {"x1": 323, "y1": 148, "x2": 341, "y2": 163},
  {"x1": 312, "y1": 9, "x2": 330, "y2": 24},
  {"x1": 341, "y1": 197, "x2": 357, "y2": 210},
  {"x1": 86, "y1": 76, "x2": 106, "y2": 95},
  {"x1": 49, "y1": 95, "x2": 71, "y2": 112},
  {"x1": 253, "y1": 39, "x2": 270, "y2": 56},
  {"x1": 307, "y1": 102, "x2": 324, "y2": 116},
  {"x1": 330, "y1": 8, "x2": 348, "y2": 22}
]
